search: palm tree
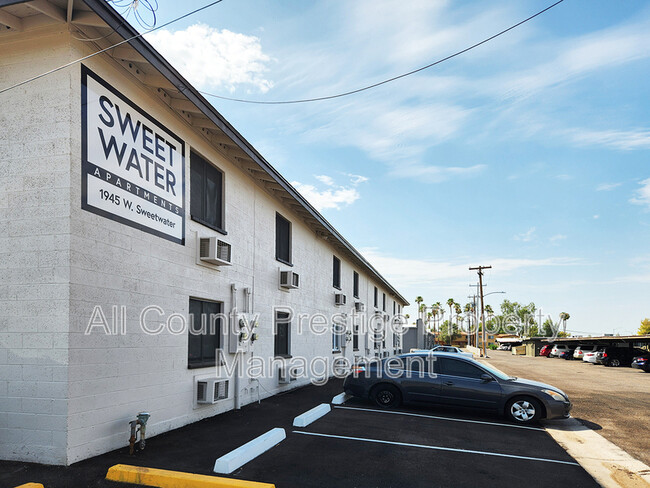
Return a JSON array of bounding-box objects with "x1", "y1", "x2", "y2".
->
[
  {"x1": 454, "y1": 303, "x2": 463, "y2": 344},
  {"x1": 464, "y1": 302, "x2": 474, "y2": 346},
  {"x1": 433, "y1": 302, "x2": 442, "y2": 336},
  {"x1": 559, "y1": 312, "x2": 570, "y2": 334},
  {"x1": 415, "y1": 296, "x2": 424, "y2": 320},
  {"x1": 446, "y1": 299, "x2": 456, "y2": 345}
]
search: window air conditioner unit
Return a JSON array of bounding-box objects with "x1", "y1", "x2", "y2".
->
[
  {"x1": 335, "y1": 293, "x2": 347, "y2": 306},
  {"x1": 280, "y1": 270, "x2": 300, "y2": 289},
  {"x1": 196, "y1": 378, "x2": 229, "y2": 404},
  {"x1": 278, "y1": 366, "x2": 299, "y2": 384},
  {"x1": 199, "y1": 237, "x2": 232, "y2": 266},
  {"x1": 354, "y1": 302, "x2": 365, "y2": 312}
]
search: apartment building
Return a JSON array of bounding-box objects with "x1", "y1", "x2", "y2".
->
[{"x1": 0, "y1": 0, "x2": 408, "y2": 465}]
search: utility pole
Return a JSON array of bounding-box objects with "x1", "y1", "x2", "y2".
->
[{"x1": 470, "y1": 265, "x2": 492, "y2": 358}]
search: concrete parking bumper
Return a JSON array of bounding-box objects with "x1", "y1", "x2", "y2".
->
[{"x1": 106, "y1": 464, "x2": 275, "y2": 488}]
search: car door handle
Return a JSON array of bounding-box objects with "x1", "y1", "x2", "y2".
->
[{"x1": 444, "y1": 381, "x2": 454, "y2": 386}]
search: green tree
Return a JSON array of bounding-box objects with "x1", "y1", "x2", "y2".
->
[
  {"x1": 439, "y1": 320, "x2": 460, "y2": 345},
  {"x1": 542, "y1": 318, "x2": 557, "y2": 337},
  {"x1": 498, "y1": 300, "x2": 536, "y2": 335},
  {"x1": 638, "y1": 318, "x2": 650, "y2": 335}
]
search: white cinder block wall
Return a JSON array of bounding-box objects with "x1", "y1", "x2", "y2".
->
[
  {"x1": 0, "y1": 28, "x2": 75, "y2": 465},
  {"x1": 0, "y1": 26, "x2": 406, "y2": 465}
]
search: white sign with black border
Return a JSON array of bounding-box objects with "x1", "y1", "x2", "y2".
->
[{"x1": 81, "y1": 65, "x2": 185, "y2": 244}]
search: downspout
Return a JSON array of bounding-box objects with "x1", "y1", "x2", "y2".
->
[{"x1": 231, "y1": 283, "x2": 241, "y2": 410}]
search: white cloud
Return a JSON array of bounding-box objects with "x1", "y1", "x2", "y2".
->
[
  {"x1": 630, "y1": 178, "x2": 650, "y2": 209},
  {"x1": 314, "y1": 175, "x2": 335, "y2": 186},
  {"x1": 347, "y1": 174, "x2": 369, "y2": 185},
  {"x1": 301, "y1": 100, "x2": 472, "y2": 164},
  {"x1": 291, "y1": 174, "x2": 368, "y2": 211},
  {"x1": 596, "y1": 182, "x2": 622, "y2": 191},
  {"x1": 593, "y1": 214, "x2": 600, "y2": 219},
  {"x1": 514, "y1": 227, "x2": 536, "y2": 242},
  {"x1": 555, "y1": 174, "x2": 572, "y2": 181},
  {"x1": 497, "y1": 15, "x2": 650, "y2": 101},
  {"x1": 145, "y1": 23, "x2": 273, "y2": 93},
  {"x1": 395, "y1": 163, "x2": 486, "y2": 184},
  {"x1": 567, "y1": 128, "x2": 650, "y2": 151},
  {"x1": 359, "y1": 247, "x2": 582, "y2": 288},
  {"x1": 549, "y1": 234, "x2": 567, "y2": 243}
]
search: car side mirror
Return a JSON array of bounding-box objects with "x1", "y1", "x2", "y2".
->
[{"x1": 480, "y1": 374, "x2": 493, "y2": 382}]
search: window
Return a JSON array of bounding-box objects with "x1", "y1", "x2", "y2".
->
[
  {"x1": 275, "y1": 213, "x2": 292, "y2": 265},
  {"x1": 332, "y1": 325, "x2": 342, "y2": 352},
  {"x1": 353, "y1": 271, "x2": 359, "y2": 299},
  {"x1": 333, "y1": 255, "x2": 341, "y2": 289},
  {"x1": 373, "y1": 287, "x2": 378, "y2": 308},
  {"x1": 382, "y1": 293, "x2": 386, "y2": 312},
  {"x1": 188, "y1": 298, "x2": 222, "y2": 368},
  {"x1": 190, "y1": 151, "x2": 224, "y2": 233},
  {"x1": 353, "y1": 323, "x2": 359, "y2": 351},
  {"x1": 393, "y1": 301, "x2": 396, "y2": 315},
  {"x1": 439, "y1": 358, "x2": 485, "y2": 379},
  {"x1": 274, "y1": 311, "x2": 291, "y2": 357}
]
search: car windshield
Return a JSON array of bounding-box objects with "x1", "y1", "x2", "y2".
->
[{"x1": 476, "y1": 361, "x2": 512, "y2": 381}]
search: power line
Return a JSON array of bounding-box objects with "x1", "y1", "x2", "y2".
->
[
  {"x1": 202, "y1": 0, "x2": 564, "y2": 105},
  {"x1": 0, "y1": 0, "x2": 224, "y2": 96}
]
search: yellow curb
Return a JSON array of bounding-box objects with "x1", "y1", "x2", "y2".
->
[
  {"x1": 106, "y1": 464, "x2": 275, "y2": 488},
  {"x1": 14, "y1": 484, "x2": 44, "y2": 488}
]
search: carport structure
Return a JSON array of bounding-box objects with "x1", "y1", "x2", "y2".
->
[{"x1": 545, "y1": 335, "x2": 650, "y2": 348}]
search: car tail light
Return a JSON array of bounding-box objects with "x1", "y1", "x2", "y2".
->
[
  {"x1": 603, "y1": 353, "x2": 607, "y2": 358},
  {"x1": 351, "y1": 366, "x2": 366, "y2": 374}
]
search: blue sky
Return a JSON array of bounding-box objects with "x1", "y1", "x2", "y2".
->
[{"x1": 133, "y1": 0, "x2": 650, "y2": 335}]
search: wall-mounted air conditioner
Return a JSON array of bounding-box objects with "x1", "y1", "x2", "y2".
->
[
  {"x1": 280, "y1": 270, "x2": 300, "y2": 289},
  {"x1": 196, "y1": 378, "x2": 229, "y2": 404},
  {"x1": 199, "y1": 237, "x2": 232, "y2": 266},
  {"x1": 278, "y1": 366, "x2": 300, "y2": 384},
  {"x1": 354, "y1": 302, "x2": 365, "y2": 312},
  {"x1": 335, "y1": 293, "x2": 347, "y2": 306}
]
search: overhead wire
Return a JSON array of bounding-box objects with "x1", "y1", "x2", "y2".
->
[
  {"x1": 0, "y1": 0, "x2": 224, "y2": 95},
  {"x1": 200, "y1": 0, "x2": 564, "y2": 105}
]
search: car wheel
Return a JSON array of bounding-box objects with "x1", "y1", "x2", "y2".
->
[
  {"x1": 371, "y1": 384, "x2": 401, "y2": 409},
  {"x1": 505, "y1": 397, "x2": 542, "y2": 424},
  {"x1": 610, "y1": 359, "x2": 621, "y2": 367}
]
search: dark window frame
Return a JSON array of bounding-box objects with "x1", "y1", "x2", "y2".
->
[
  {"x1": 188, "y1": 298, "x2": 222, "y2": 369},
  {"x1": 353, "y1": 322, "x2": 359, "y2": 351},
  {"x1": 274, "y1": 311, "x2": 291, "y2": 358},
  {"x1": 190, "y1": 151, "x2": 226, "y2": 235},
  {"x1": 353, "y1": 271, "x2": 359, "y2": 299},
  {"x1": 275, "y1": 213, "x2": 292, "y2": 266},
  {"x1": 333, "y1": 255, "x2": 341, "y2": 289},
  {"x1": 382, "y1": 293, "x2": 386, "y2": 312},
  {"x1": 373, "y1": 287, "x2": 378, "y2": 308}
]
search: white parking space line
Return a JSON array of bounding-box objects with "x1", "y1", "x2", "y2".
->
[
  {"x1": 334, "y1": 405, "x2": 545, "y2": 431},
  {"x1": 293, "y1": 431, "x2": 580, "y2": 466}
]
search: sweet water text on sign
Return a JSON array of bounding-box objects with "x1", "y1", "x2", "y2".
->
[{"x1": 81, "y1": 66, "x2": 185, "y2": 244}]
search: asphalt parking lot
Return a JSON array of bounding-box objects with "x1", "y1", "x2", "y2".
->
[
  {"x1": 236, "y1": 397, "x2": 597, "y2": 488},
  {"x1": 2, "y1": 377, "x2": 598, "y2": 488},
  {"x1": 482, "y1": 350, "x2": 650, "y2": 467}
]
